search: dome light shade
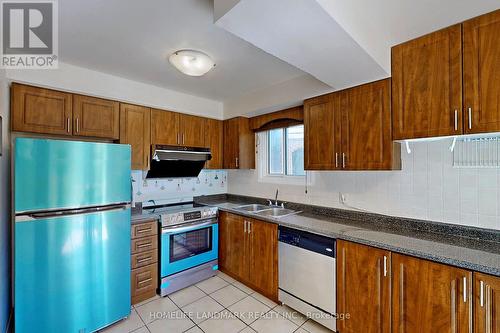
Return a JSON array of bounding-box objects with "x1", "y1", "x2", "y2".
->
[{"x1": 168, "y1": 50, "x2": 215, "y2": 76}]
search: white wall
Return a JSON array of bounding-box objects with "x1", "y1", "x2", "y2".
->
[
  {"x1": 0, "y1": 69, "x2": 11, "y2": 332},
  {"x1": 6, "y1": 62, "x2": 224, "y2": 119},
  {"x1": 228, "y1": 138, "x2": 500, "y2": 230}
]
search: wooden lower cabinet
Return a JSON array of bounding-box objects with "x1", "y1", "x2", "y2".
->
[
  {"x1": 392, "y1": 253, "x2": 472, "y2": 333},
  {"x1": 336, "y1": 240, "x2": 391, "y2": 333},
  {"x1": 474, "y1": 272, "x2": 500, "y2": 333},
  {"x1": 131, "y1": 220, "x2": 159, "y2": 305},
  {"x1": 218, "y1": 212, "x2": 278, "y2": 301}
]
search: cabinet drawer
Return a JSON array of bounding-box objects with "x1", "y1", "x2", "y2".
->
[
  {"x1": 131, "y1": 235, "x2": 158, "y2": 254},
  {"x1": 131, "y1": 249, "x2": 158, "y2": 269},
  {"x1": 131, "y1": 221, "x2": 157, "y2": 239},
  {"x1": 131, "y1": 263, "x2": 158, "y2": 297}
]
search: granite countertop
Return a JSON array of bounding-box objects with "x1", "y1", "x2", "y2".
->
[
  {"x1": 196, "y1": 197, "x2": 500, "y2": 276},
  {"x1": 131, "y1": 210, "x2": 160, "y2": 224}
]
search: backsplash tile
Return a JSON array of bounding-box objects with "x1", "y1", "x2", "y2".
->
[
  {"x1": 132, "y1": 169, "x2": 227, "y2": 204},
  {"x1": 228, "y1": 138, "x2": 500, "y2": 230}
]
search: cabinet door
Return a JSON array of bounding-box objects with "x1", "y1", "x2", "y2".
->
[
  {"x1": 73, "y1": 95, "x2": 119, "y2": 139},
  {"x1": 223, "y1": 118, "x2": 240, "y2": 169},
  {"x1": 463, "y1": 10, "x2": 500, "y2": 134},
  {"x1": 11, "y1": 83, "x2": 72, "y2": 135},
  {"x1": 337, "y1": 240, "x2": 391, "y2": 333},
  {"x1": 151, "y1": 109, "x2": 179, "y2": 145},
  {"x1": 342, "y1": 79, "x2": 395, "y2": 170},
  {"x1": 392, "y1": 253, "x2": 472, "y2": 333},
  {"x1": 474, "y1": 272, "x2": 500, "y2": 333},
  {"x1": 205, "y1": 118, "x2": 223, "y2": 169},
  {"x1": 119, "y1": 104, "x2": 151, "y2": 170},
  {"x1": 179, "y1": 114, "x2": 205, "y2": 147},
  {"x1": 218, "y1": 212, "x2": 249, "y2": 281},
  {"x1": 392, "y1": 24, "x2": 462, "y2": 139},
  {"x1": 304, "y1": 93, "x2": 341, "y2": 170},
  {"x1": 248, "y1": 219, "x2": 278, "y2": 301}
]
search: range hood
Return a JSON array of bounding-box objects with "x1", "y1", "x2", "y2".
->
[{"x1": 146, "y1": 145, "x2": 211, "y2": 178}]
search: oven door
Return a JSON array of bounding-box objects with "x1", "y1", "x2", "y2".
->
[{"x1": 161, "y1": 219, "x2": 218, "y2": 277}]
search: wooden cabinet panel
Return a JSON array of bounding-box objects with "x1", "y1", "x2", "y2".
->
[
  {"x1": 337, "y1": 240, "x2": 391, "y2": 333},
  {"x1": 464, "y1": 10, "x2": 500, "y2": 134},
  {"x1": 205, "y1": 118, "x2": 223, "y2": 169},
  {"x1": 131, "y1": 235, "x2": 158, "y2": 255},
  {"x1": 223, "y1": 117, "x2": 255, "y2": 169},
  {"x1": 120, "y1": 104, "x2": 151, "y2": 170},
  {"x1": 11, "y1": 83, "x2": 72, "y2": 135},
  {"x1": 248, "y1": 218, "x2": 278, "y2": 301},
  {"x1": 392, "y1": 24, "x2": 463, "y2": 139},
  {"x1": 392, "y1": 253, "x2": 472, "y2": 333},
  {"x1": 131, "y1": 263, "x2": 158, "y2": 304},
  {"x1": 474, "y1": 272, "x2": 500, "y2": 333},
  {"x1": 131, "y1": 249, "x2": 158, "y2": 270},
  {"x1": 73, "y1": 95, "x2": 119, "y2": 139},
  {"x1": 151, "y1": 109, "x2": 179, "y2": 145},
  {"x1": 131, "y1": 220, "x2": 157, "y2": 239},
  {"x1": 179, "y1": 114, "x2": 205, "y2": 147},
  {"x1": 342, "y1": 79, "x2": 397, "y2": 170},
  {"x1": 218, "y1": 212, "x2": 249, "y2": 281},
  {"x1": 304, "y1": 94, "x2": 340, "y2": 170}
]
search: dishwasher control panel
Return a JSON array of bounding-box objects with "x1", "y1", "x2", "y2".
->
[{"x1": 278, "y1": 226, "x2": 335, "y2": 258}]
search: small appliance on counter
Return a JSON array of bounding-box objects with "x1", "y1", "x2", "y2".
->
[
  {"x1": 278, "y1": 226, "x2": 336, "y2": 331},
  {"x1": 14, "y1": 138, "x2": 132, "y2": 333},
  {"x1": 142, "y1": 202, "x2": 218, "y2": 296}
]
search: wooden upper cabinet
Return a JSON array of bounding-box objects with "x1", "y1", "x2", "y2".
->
[
  {"x1": 392, "y1": 24, "x2": 463, "y2": 139},
  {"x1": 73, "y1": 95, "x2": 119, "y2": 139},
  {"x1": 342, "y1": 79, "x2": 398, "y2": 170},
  {"x1": 11, "y1": 83, "x2": 72, "y2": 135},
  {"x1": 392, "y1": 253, "x2": 472, "y2": 333},
  {"x1": 151, "y1": 109, "x2": 179, "y2": 145},
  {"x1": 179, "y1": 114, "x2": 205, "y2": 147},
  {"x1": 248, "y1": 218, "x2": 278, "y2": 301},
  {"x1": 304, "y1": 93, "x2": 340, "y2": 170},
  {"x1": 463, "y1": 10, "x2": 500, "y2": 134},
  {"x1": 223, "y1": 117, "x2": 255, "y2": 169},
  {"x1": 119, "y1": 104, "x2": 151, "y2": 170},
  {"x1": 474, "y1": 272, "x2": 500, "y2": 333},
  {"x1": 337, "y1": 240, "x2": 391, "y2": 333},
  {"x1": 205, "y1": 118, "x2": 223, "y2": 169}
]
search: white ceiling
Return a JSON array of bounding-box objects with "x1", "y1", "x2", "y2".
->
[{"x1": 59, "y1": 0, "x2": 310, "y2": 102}]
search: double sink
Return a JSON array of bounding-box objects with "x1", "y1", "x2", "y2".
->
[{"x1": 235, "y1": 204, "x2": 300, "y2": 218}]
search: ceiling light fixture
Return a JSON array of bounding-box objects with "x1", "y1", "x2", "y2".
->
[{"x1": 168, "y1": 49, "x2": 215, "y2": 77}]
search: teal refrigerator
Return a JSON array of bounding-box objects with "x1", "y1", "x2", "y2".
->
[{"x1": 14, "y1": 138, "x2": 132, "y2": 333}]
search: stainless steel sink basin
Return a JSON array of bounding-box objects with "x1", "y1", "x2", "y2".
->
[
  {"x1": 235, "y1": 204, "x2": 271, "y2": 212},
  {"x1": 255, "y1": 207, "x2": 300, "y2": 218}
]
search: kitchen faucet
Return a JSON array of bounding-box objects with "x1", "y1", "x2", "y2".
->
[{"x1": 268, "y1": 189, "x2": 281, "y2": 207}]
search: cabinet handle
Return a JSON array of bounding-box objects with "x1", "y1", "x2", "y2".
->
[
  {"x1": 138, "y1": 278, "x2": 152, "y2": 285},
  {"x1": 136, "y1": 227, "x2": 151, "y2": 234},
  {"x1": 462, "y1": 276, "x2": 467, "y2": 303},
  {"x1": 67, "y1": 118, "x2": 70, "y2": 133},
  {"x1": 468, "y1": 108, "x2": 472, "y2": 129},
  {"x1": 480, "y1": 280, "x2": 484, "y2": 307},
  {"x1": 342, "y1": 153, "x2": 346, "y2": 169},
  {"x1": 451, "y1": 279, "x2": 457, "y2": 333},
  {"x1": 75, "y1": 118, "x2": 79, "y2": 133},
  {"x1": 248, "y1": 221, "x2": 251, "y2": 234},
  {"x1": 137, "y1": 242, "x2": 152, "y2": 248},
  {"x1": 137, "y1": 256, "x2": 152, "y2": 264},
  {"x1": 182, "y1": 133, "x2": 185, "y2": 145},
  {"x1": 335, "y1": 153, "x2": 339, "y2": 168},
  {"x1": 244, "y1": 220, "x2": 247, "y2": 233},
  {"x1": 454, "y1": 109, "x2": 458, "y2": 131},
  {"x1": 383, "y1": 256, "x2": 388, "y2": 277},
  {"x1": 486, "y1": 284, "x2": 492, "y2": 333},
  {"x1": 235, "y1": 157, "x2": 239, "y2": 168}
]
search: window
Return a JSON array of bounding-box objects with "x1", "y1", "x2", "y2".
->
[{"x1": 267, "y1": 125, "x2": 305, "y2": 176}]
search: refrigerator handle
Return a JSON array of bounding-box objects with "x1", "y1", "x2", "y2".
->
[{"x1": 16, "y1": 203, "x2": 130, "y2": 222}]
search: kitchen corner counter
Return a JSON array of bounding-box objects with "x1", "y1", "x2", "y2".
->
[
  {"x1": 197, "y1": 197, "x2": 500, "y2": 277},
  {"x1": 131, "y1": 211, "x2": 160, "y2": 224}
]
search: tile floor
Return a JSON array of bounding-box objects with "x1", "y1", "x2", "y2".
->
[{"x1": 100, "y1": 271, "x2": 334, "y2": 333}]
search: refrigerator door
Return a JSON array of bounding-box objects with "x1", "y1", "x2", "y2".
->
[
  {"x1": 15, "y1": 138, "x2": 131, "y2": 214},
  {"x1": 15, "y1": 207, "x2": 131, "y2": 333}
]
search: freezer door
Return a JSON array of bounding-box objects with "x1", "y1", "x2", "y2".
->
[
  {"x1": 15, "y1": 207, "x2": 131, "y2": 333},
  {"x1": 15, "y1": 138, "x2": 131, "y2": 213}
]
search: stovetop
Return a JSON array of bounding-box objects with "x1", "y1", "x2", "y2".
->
[{"x1": 143, "y1": 202, "x2": 218, "y2": 228}]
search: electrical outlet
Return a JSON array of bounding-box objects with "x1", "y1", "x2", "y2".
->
[{"x1": 339, "y1": 193, "x2": 347, "y2": 204}]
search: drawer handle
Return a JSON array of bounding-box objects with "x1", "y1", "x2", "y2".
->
[
  {"x1": 136, "y1": 228, "x2": 151, "y2": 234},
  {"x1": 138, "y1": 278, "x2": 152, "y2": 285},
  {"x1": 137, "y1": 256, "x2": 153, "y2": 264},
  {"x1": 137, "y1": 242, "x2": 152, "y2": 248}
]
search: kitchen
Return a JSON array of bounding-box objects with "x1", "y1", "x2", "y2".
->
[{"x1": 0, "y1": 1, "x2": 500, "y2": 333}]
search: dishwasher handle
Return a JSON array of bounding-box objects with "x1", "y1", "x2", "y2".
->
[{"x1": 279, "y1": 226, "x2": 335, "y2": 258}]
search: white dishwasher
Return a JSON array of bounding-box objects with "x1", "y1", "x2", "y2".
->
[{"x1": 278, "y1": 226, "x2": 336, "y2": 331}]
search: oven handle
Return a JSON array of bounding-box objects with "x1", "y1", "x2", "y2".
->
[{"x1": 161, "y1": 218, "x2": 218, "y2": 234}]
